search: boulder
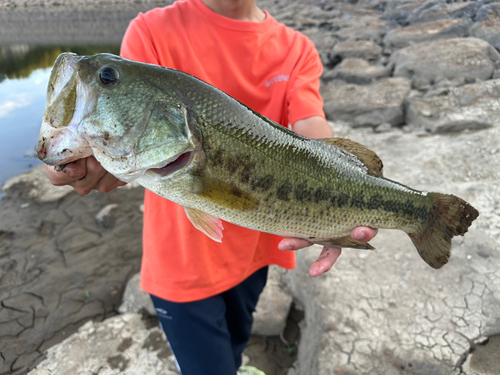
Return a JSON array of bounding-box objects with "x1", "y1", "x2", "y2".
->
[
  {"x1": 322, "y1": 77, "x2": 411, "y2": 127},
  {"x1": 118, "y1": 273, "x2": 157, "y2": 317},
  {"x1": 285, "y1": 124, "x2": 500, "y2": 375},
  {"x1": 470, "y1": 4, "x2": 500, "y2": 51},
  {"x1": 405, "y1": 79, "x2": 500, "y2": 133},
  {"x1": 383, "y1": 19, "x2": 470, "y2": 49},
  {"x1": 28, "y1": 313, "x2": 179, "y2": 375},
  {"x1": 323, "y1": 58, "x2": 390, "y2": 84},
  {"x1": 331, "y1": 40, "x2": 382, "y2": 62},
  {"x1": 391, "y1": 38, "x2": 500, "y2": 89},
  {"x1": 382, "y1": 0, "x2": 480, "y2": 26},
  {"x1": 251, "y1": 265, "x2": 293, "y2": 336},
  {"x1": 405, "y1": 1, "x2": 481, "y2": 25},
  {"x1": 467, "y1": 335, "x2": 500, "y2": 375},
  {"x1": 300, "y1": 28, "x2": 338, "y2": 67},
  {"x1": 333, "y1": 17, "x2": 387, "y2": 43}
]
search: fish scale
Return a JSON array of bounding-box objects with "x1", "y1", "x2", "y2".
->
[{"x1": 37, "y1": 53, "x2": 479, "y2": 269}]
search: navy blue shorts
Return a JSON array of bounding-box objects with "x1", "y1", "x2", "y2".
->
[{"x1": 150, "y1": 266, "x2": 269, "y2": 375}]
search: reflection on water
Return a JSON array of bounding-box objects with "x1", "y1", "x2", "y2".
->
[{"x1": 0, "y1": 45, "x2": 119, "y2": 188}]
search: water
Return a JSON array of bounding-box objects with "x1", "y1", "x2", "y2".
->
[
  {"x1": 0, "y1": 45, "x2": 120, "y2": 188},
  {"x1": 0, "y1": 68, "x2": 49, "y2": 185}
]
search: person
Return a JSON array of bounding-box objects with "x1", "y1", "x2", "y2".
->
[{"x1": 45, "y1": 0, "x2": 377, "y2": 373}]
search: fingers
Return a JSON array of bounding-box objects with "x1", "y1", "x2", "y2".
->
[
  {"x1": 309, "y1": 247, "x2": 342, "y2": 278},
  {"x1": 45, "y1": 160, "x2": 87, "y2": 186},
  {"x1": 44, "y1": 156, "x2": 126, "y2": 195},
  {"x1": 279, "y1": 227, "x2": 378, "y2": 277},
  {"x1": 69, "y1": 156, "x2": 108, "y2": 195},
  {"x1": 278, "y1": 238, "x2": 313, "y2": 251},
  {"x1": 351, "y1": 227, "x2": 378, "y2": 242},
  {"x1": 92, "y1": 172, "x2": 127, "y2": 193}
]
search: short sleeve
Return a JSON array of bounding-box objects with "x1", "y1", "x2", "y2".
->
[
  {"x1": 287, "y1": 38, "x2": 325, "y2": 125},
  {"x1": 120, "y1": 13, "x2": 161, "y2": 65}
]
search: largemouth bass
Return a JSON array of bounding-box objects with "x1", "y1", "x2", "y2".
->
[{"x1": 37, "y1": 53, "x2": 479, "y2": 269}]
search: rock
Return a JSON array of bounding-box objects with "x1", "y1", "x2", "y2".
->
[
  {"x1": 118, "y1": 273, "x2": 157, "y2": 317},
  {"x1": 382, "y1": 0, "x2": 479, "y2": 26},
  {"x1": 323, "y1": 58, "x2": 390, "y2": 84},
  {"x1": 251, "y1": 265, "x2": 293, "y2": 336},
  {"x1": 470, "y1": 4, "x2": 500, "y2": 51},
  {"x1": 391, "y1": 38, "x2": 500, "y2": 89},
  {"x1": 2, "y1": 165, "x2": 73, "y2": 202},
  {"x1": 284, "y1": 125, "x2": 500, "y2": 375},
  {"x1": 405, "y1": 1, "x2": 481, "y2": 25},
  {"x1": 406, "y1": 79, "x2": 500, "y2": 133},
  {"x1": 331, "y1": 40, "x2": 382, "y2": 62},
  {"x1": 468, "y1": 335, "x2": 500, "y2": 375},
  {"x1": 322, "y1": 77, "x2": 411, "y2": 127},
  {"x1": 333, "y1": 17, "x2": 387, "y2": 43},
  {"x1": 382, "y1": 0, "x2": 430, "y2": 26},
  {"x1": 28, "y1": 313, "x2": 179, "y2": 375},
  {"x1": 374, "y1": 122, "x2": 392, "y2": 133},
  {"x1": 300, "y1": 28, "x2": 338, "y2": 67},
  {"x1": 383, "y1": 19, "x2": 470, "y2": 49}
]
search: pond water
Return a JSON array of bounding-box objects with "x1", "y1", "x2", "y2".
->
[
  {"x1": 0, "y1": 45, "x2": 119, "y2": 188},
  {"x1": 0, "y1": 67, "x2": 49, "y2": 185}
]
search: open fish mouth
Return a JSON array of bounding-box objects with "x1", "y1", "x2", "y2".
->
[
  {"x1": 148, "y1": 151, "x2": 193, "y2": 177},
  {"x1": 37, "y1": 53, "x2": 93, "y2": 166}
]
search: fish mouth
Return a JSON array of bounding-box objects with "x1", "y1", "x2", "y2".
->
[
  {"x1": 148, "y1": 151, "x2": 193, "y2": 177},
  {"x1": 37, "y1": 52, "x2": 93, "y2": 166}
]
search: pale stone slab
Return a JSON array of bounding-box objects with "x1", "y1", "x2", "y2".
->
[
  {"x1": 406, "y1": 79, "x2": 500, "y2": 133},
  {"x1": 384, "y1": 19, "x2": 470, "y2": 48},
  {"x1": 470, "y1": 4, "x2": 500, "y2": 51},
  {"x1": 322, "y1": 77, "x2": 411, "y2": 127},
  {"x1": 391, "y1": 38, "x2": 500, "y2": 89},
  {"x1": 332, "y1": 40, "x2": 382, "y2": 62},
  {"x1": 323, "y1": 58, "x2": 390, "y2": 84},
  {"x1": 28, "y1": 313, "x2": 179, "y2": 375}
]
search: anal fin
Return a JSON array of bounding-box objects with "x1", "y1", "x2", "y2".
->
[
  {"x1": 314, "y1": 235, "x2": 375, "y2": 250},
  {"x1": 184, "y1": 207, "x2": 224, "y2": 242}
]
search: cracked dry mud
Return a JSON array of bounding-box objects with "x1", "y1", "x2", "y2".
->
[
  {"x1": 0, "y1": 181, "x2": 145, "y2": 374},
  {"x1": 285, "y1": 125, "x2": 500, "y2": 375}
]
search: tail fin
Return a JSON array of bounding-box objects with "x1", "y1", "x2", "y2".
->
[{"x1": 409, "y1": 193, "x2": 479, "y2": 269}]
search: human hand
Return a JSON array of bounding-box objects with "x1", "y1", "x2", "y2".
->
[
  {"x1": 278, "y1": 227, "x2": 378, "y2": 277},
  {"x1": 44, "y1": 155, "x2": 126, "y2": 195}
]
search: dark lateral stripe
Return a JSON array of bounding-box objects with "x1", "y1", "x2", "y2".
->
[{"x1": 276, "y1": 184, "x2": 429, "y2": 221}]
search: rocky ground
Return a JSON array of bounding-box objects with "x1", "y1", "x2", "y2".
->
[{"x1": 1, "y1": 0, "x2": 500, "y2": 374}]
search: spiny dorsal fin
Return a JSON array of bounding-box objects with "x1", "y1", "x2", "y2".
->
[
  {"x1": 197, "y1": 177, "x2": 258, "y2": 211},
  {"x1": 321, "y1": 138, "x2": 384, "y2": 177},
  {"x1": 184, "y1": 207, "x2": 224, "y2": 242}
]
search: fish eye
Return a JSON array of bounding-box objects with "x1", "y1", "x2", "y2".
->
[{"x1": 99, "y1": 67, "x2": 118, "y2": 86}]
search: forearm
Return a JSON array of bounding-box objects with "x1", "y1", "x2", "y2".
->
[{"x1": 292, "y1": 116, "x2": 333, "y2": 139}]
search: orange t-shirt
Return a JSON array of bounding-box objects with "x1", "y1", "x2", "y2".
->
[{"x1": 121, "y1": 0, "x2": 325, "y2": 302}]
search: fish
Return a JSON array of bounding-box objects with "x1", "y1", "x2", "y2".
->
[{"x1": 37, "y1": 53, "x2": 479, "y2": 269}]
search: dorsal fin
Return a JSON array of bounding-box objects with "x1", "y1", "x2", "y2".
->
[{"x1": 321, "y1": 138, "x2": 384, "y2": 177}]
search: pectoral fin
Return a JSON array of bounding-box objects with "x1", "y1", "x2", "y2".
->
[
  {"x1": 321, "y1": 138, "x2": 383, "y2": 177},
  {"x1": 314, "y1": 235, "x2": 375, "y2": 250},
  {"x1": 184, "y1": 207, "x2": 224, "y2": 242}
]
